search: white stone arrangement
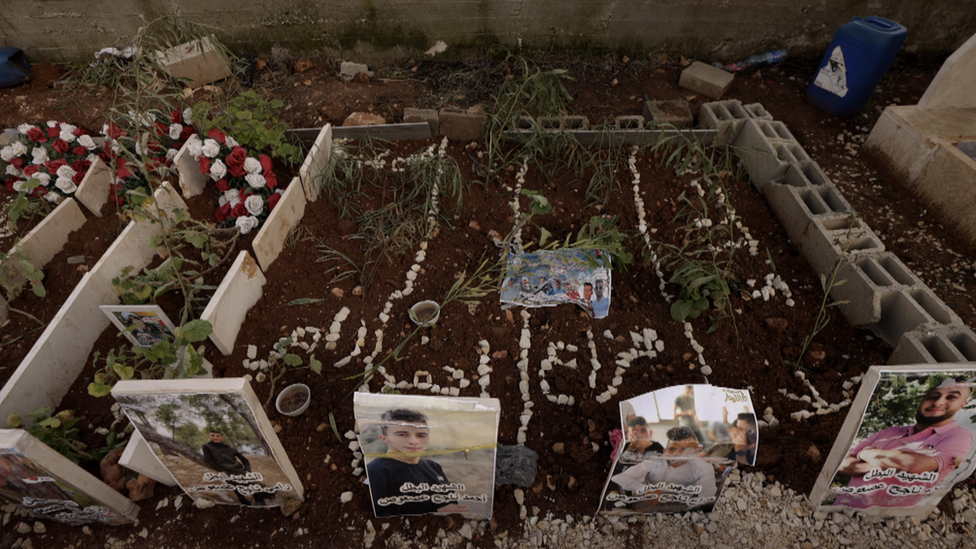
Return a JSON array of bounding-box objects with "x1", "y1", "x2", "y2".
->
[
  {"x1": 516, "y1": 309, "x2": 534, "y2": 445},
  {"x1": 746, "y1": 273, "x2": 795, "y2": 308},
  {"x1": 783, "y1": 370, "x2": 854, "y2": 421}
]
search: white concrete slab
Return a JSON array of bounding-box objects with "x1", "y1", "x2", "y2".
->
[
  {"x1": 200, "y1": 251, "x2": 266, "y2": 356},
  {"x1": 252, "y1": 177, "x2": 307, "y2": 272},
  {"x1": 0, "y1": 183, "x2": 187, "y2": 421},
  {"x1": 118, "y1": 429, "x2": 178, "y2": 486},
  {"x1": 918, "y1": 32, "x2": 976, "y2": 110},
  {"x1": 154, "y1": 36, "x2": 233, "y2": 88},
  {"x1": 298, "y1": 124, "x2": 332, "y2": 201},
  {"x1": 74, "y1": 156, "x2": 112, "y2": 216},
  {"x1": 10, "y1": 197, "x2": 86, "y2": 271},
  {"x1": 174, "y1": 140, "x2": 208, "y2": 197}
]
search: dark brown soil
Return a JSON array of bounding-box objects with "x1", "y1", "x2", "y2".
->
[{"x1": 2, "y1": 51, "x2": 975, "y2": 549}]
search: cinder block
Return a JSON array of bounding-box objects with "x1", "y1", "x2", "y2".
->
[
  {"x1": 404, "y1": 108, "x2": 439, "y2": 136},
  {"x1": 154, "y1": 36, "x2": 232, "y2": 88},
  {"x1": 734, "y1": 119, "x2": 790, "y2": 189},
  {"x1": 200, "y1": 251, "x2": 266, "y2": 356},
  {"x1": 536, "y1": 115, "x2": 589, "y2": 130},
  {"x1": 679, "y1": 62, "x2": 734, "y2": 100},
  {"x1": 888, "y1": 324, "x2": 976, "y2": 365},
  {"x1": 775, "y1": 161, "x2": 833, "y2": 188},
  {"x1": 252, "y1": 177, "x2": 307, "y2": 272},
  {"x1": 797, "y1": 216, "x2": 885, "y2": 277},
  {"x1": 174, "y1": 140, "x2": 208, "y2": 198},
  {"x1": 9, "y1": 197, "x2": 86, "y2": 271},
  {"x1": 0, "y1": 183, "x2": 185, "y2": 421},
  {"x1": 74, "y1": 156, "x2": 112, "y2": 216},
  {"x1": 643, "y1": 99, "x2": 693, "y2": 129},
  {"x1": 698, "y1": 100, "x2": 751, "y2": 145},
  {"x1": 872, "y1": 287, "x2": 964, "y2": 347},
  {"x1": 340, "y1": 61, "x2": 373, "y2": 82},
  {"x1": 830, "y1": 252, "x2": 923, "y2": 327},
  {"x1": 119, "y1": 429, "x2": 177, "y2": 486},
  {"x1": 743, "y1": 103, "x2": 773, "y2": 120},
  {"x1": 298, "y1": 124, "x2": 332, "y2": 202},
  {"x1": 438, "y1": 107, "x2": 486, "y2": 142},
  {"x1": 614, "y1": 115, "x2": 645, "y2": 130},
  {"x1": 763, "y1": 180, "x2": 854, "y2": 245}
]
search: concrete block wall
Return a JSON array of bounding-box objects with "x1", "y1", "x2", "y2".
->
[{"x1": 703, "y1": 100, "x2": 975, "y2": 365}]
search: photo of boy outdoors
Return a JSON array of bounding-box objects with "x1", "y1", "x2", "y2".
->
[
  {"x1": 201, "y1": 429, "x2": 274, "y2": 506},
  {"x1": 366, "y1": 409, "x2": 471, "y2": 517}
]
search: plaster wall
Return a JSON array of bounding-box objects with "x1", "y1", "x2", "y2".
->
[{"x1": 1, "y1": 1, "x2": 975, "y2": 63}]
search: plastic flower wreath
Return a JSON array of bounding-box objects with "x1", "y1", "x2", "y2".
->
[
  {"x1": 1, "y1": 121, "x2": 99, "y2": 204},
  {"x1": 184, "y1": 126, "x2": 284, "y2": 235}
]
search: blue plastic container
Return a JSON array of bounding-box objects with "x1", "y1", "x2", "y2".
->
[
  {"x1": 806, "y1": 16, "x2": 907, "y2": 117},
  {"x1": 0, "y1": 47, "x2": 30, "y2": 88}
]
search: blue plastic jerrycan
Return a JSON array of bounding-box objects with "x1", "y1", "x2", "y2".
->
[
  {"x1": 0, "y1": 47, "x2": 31, "y2": 88},
  {"x1": 806, "y1": 16, "x2": 907, "y2": 117}
]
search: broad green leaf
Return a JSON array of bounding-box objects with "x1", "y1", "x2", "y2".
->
[
  {"x1": 178, "y1": 320, "x2": 213, "y2": 343},
  {"x1": 38, "y1": 417, "x2": 61, "y2": 428},
  {"x1": 284, "y1": 354, "x2": 302, "y2": 367},
  {"x1": 309, "y1": 355, "x2": 322, "y2": 374},
  {"x1": 88, "y1": 383, "x2": 113, "y2": 398},
  {"x1": 185, "y1": 232, "x2": 209, "y2": 249},
  {"x1": 6, "y1": 413, "x2": 22, "y2": 428},
  {"x1": 539, "y1": 226, "x2": 552, "y2": 247},
  {"x1": 32, "y1": 284, "x2": 46, "y2": 298}
]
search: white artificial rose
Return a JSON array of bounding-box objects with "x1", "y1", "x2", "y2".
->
[
  {"x1": 225, "y1": 136, "x2": 239, "y2": 148},
  {"x1": 182, "y1": 108, "x2": 193, "y2": 125},
  {"x1": 185, "y1": 134, "x2": 203, "y2": 159},
  {"x1": 210, "y1": 159, "x2": 227, "y2": 180},
  {"x1": 11, "y1": 141, "x2": 27, "y2": 157},
  {"x1": 245, "y1": 173, "x2": 266, "y2": 189},
  {"x1": 235, "y1": 215, "x2": 259, "y2": 235},
  {"x1": 46, "y1": 120, "x2": 58, "y2": 128},
  {"x1": 243, "y1": 157, "x2": 262, "y2": 174},
  {"x1": 201, "y1": 139, "x2": 221, "y2": 158},
  {"x1": 86, "y1": 153, "x2": 99, "y2": 163},
  {"x1": 218, "y1": 194, "x2": 228, "y2": 207},
  {"x1": 31, "y1": 147, "x2": 49, "y2": 164},
  {"x1": 45, "y1": 192, "x2": 64, "y2": 205},
  {"x1": 34, "y1": 173, "x2": 51, "y2": 187},
  {"x1": 244, "y1": 194, "x2": 265, "y2": 216},
  {"x1": 222, "y1": 189, "x2": 240, "y2": 207},
  {"x1": 168, "y1": 123, "x2": 182, "y2": 140},
  {"x1": 17, "y1": 123, "x2": 33, "y2": 134},
  {"x1": 56, "y1": 165, "x2": 76, "y2": 179},
  {"x1": 0, "y1": 146, "x2": 13, "y2": 162},
  {"x1": 60, "y1": 122, "x2": 77, "y2": 135},
  {"x1": 12, "y1": 180, "x2": 23, "y2": 192},
  {"x1": 56, "y1": 177, "x2": 77, "y2": 194},
  {"x1": 110, "y1": 140, "x2": 121, "y2": 155},
  {"x1": 166, "y1": 148, "x2": 179, "y2": 161},
  {"x1": 5, "y1": 164, "x2": 20, "y2": 177},
  {"x1": 76, "y1": 134, "x2": 96, "y2": 150}
]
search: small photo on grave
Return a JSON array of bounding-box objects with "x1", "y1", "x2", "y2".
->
[
  {"x1": 355, "y1": 393, "x2": 500, "y2": 519},
  {"x1": 113, "y1": 381, "x2": 301, "y2": 508},
  {"x1": 598, "y1": 384, "x2": 757, "y2": 516},
  {"x1": 816, "y1": 367, "x2": 976, "y2": 515},
  {"x1": 500, "y1": 249, "x2": 612, "y2": 319},
  {"x1": 0, "y1": 430, "x2": 137, "y2": 525},
  {"x1": 100, "y1": 305, "x2": 177, "y2": 349}
]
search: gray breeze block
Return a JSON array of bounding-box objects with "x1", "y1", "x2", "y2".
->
[
  {"x1": 888, "y1": 324, "x2": 976, "y2": 365},
  {"x1": 797, "y1": 215, "x2": 885, "y2": 278},
  {"x1": 831, "y1": 252, "x2": 926, "y2": 327},
  {"x1": 403, "y1": 108, "x2": 439, "y2": 136},
  {"x1": 438, "y1": 107, "x2": 486, "y2": 142},
  {"x1": 763, "y1": 177, "x2": 854, "y2": 245},
  {"x1": 614, "y1": 115, "x2": 645, "y2": 130},
  {"x1": 536, "y1": 115, "x2": 589, "y2": 131},
  {"x1": 699, "y1": 100, "x2": 751, "y2": 146},
  {"x1": 870, "y1": 286, "x2": 965, "y2": 347},
  {"x1": 734, "y1": 119, "x2": 809, "y2": 191}
]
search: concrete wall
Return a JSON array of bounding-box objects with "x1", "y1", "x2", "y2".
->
[{"x1": 2, "y1": 1, "x2": 975, "y2": 63}]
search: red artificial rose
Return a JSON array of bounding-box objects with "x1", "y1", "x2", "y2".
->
[
  {"x1": 265, "y1": 171, "x2": 278, "y2": 190},
  {"x1": 116, "y1": 157, "x2": 133, "y2": 179},
  {"x1": 268, "y1": 192, "x2": 281, "y2": 211},
  {"x1": 97, "y1": 151, "x2": 110, "y2": 164},
  {"x1": 73, "y1": 171, "x2": 85, "y2": 184},
  {"x1": 72, "y1": 146, "x2": 87, "y2": 156},
  {"x1": 225, "y1": 146, "x2": 247, "y2": 178},
  {"x1": 231, "y1": 202, "x2": 247, "y2": 218},
  {"x1": 105, "y1": 123, "x2": 125, "y2": 139},
  {"x1": 22, "y1": 165, "x2": 39, "y2": 177},
  {"x1": 214, "y1": 178, "x2": 230, "y2": 192},
  {"x1": 238, "y1": 188, "x2": 251, "y2": 201},
  {"x1": 26, "y1": 127, "x2": 47, "y2": 143},
  {"x1": 45, "y1": 159, "x2": 68, "y2": 174},
  {"x1": 73, "y1": 127, "x2": 87, "y2": 137},
  {"x1": 72, "y1": 159, "x2": 90, "y2": 173},
  {"x1": 215, "y1": 202, "x2": 232, "y2": 223},
  {"x1": 10, "y1": 157, "x2": 24, "y2": 169},
  {"x1": 170, "y1": 110, "x2": 182, "y2": 124},
  {"x1": 154, "y1": 121, "x2": 168, "y2": 136},
  {"x1": 32, "y1": 186, "x2": 47, "y2": 198},
  {"x1": 4, "y1": 178, "x2": 19, "y2": 192},
  {"x1": 259, "y1": 154, "x2": 272, "y2": 173},
  {"x1": 46, "y1": 126, "x2": 60, "y2": 139},
  {"x1": 52, "y1": 139, "x2": 70, "y2": 154},
  {"x1": 180, "y1": 125, "x2": 195, "y2": 141},
  {"x1": 198, "y1": 156, "x2": 211, "y2": 175},
  {"x1": 208, "y1": 128, "x2": 226, "y2": 145}
]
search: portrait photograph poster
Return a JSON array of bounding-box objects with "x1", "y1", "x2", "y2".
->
[
  {"x1": 354, "y1": 393, "x2": 501, "y2": 519},
  {"x1": 499, "y1": 249, "x2": 612, "y2": 319},
  {"x1": 112, "y1": 378, "x2": 303, "y2": 508},
  {"x1": 100, "y1": 304, "x2": 178, "y2": 349},
  {"x1": 811, "y1": 364, "x2": 976, "y2": 518},
  {"x1": 0, "y1": 429, "x2": 138, "y2": 525},
  {"x1": 598, "y1": 384, "x2": 758, "y2": 516}
]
